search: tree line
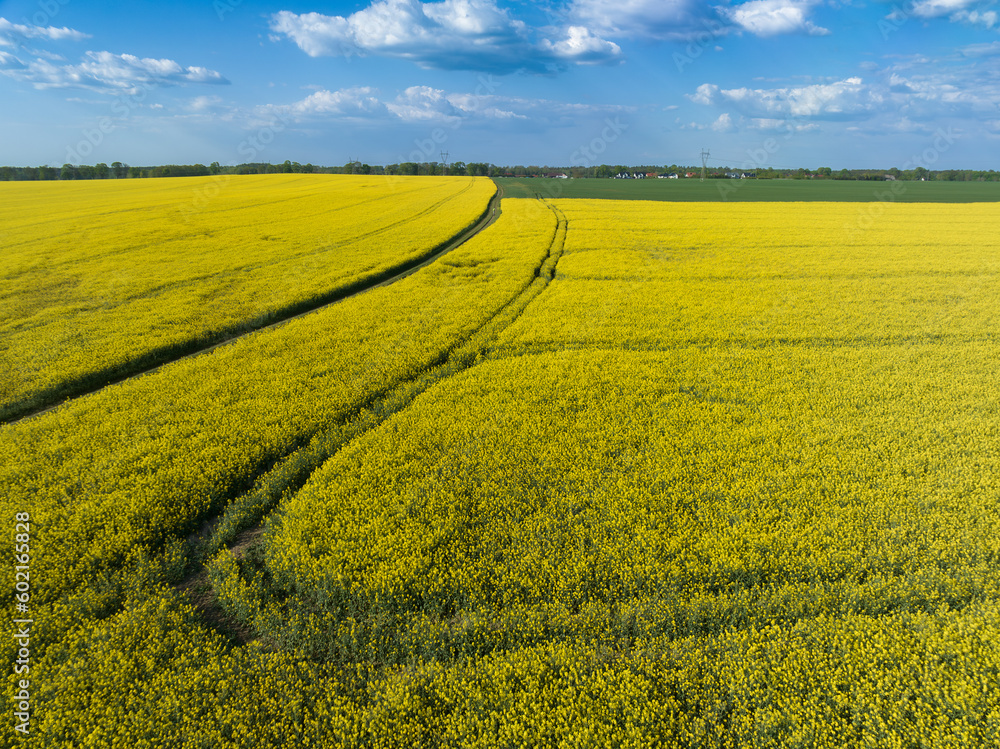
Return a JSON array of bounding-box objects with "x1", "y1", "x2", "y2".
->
[{"x1": 2, "y1": 160, "x2": 998, "y2": 182}]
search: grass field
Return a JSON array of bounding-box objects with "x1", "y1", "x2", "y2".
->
[
  {"x1": 3, "y1": 184, "x2": 1000, "y2": 747},
  {"x1": 495, "y1": 176, "x2": 1000, "y2": 202}
]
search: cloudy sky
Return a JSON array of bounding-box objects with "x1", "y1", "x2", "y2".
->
[{"x1": 2, "y1": 0, "x2": 999, "y2": 169}]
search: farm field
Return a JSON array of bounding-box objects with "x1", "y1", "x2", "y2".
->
[
  {"x1": 495, "y1": 175, "x2": 1000, "y2": 202},
  {"x1": 3, "y1": 185, "x2": 1000, "y2": 747},
  {"x1": 0, "y1": 174, "x2": 495, "y2": 422}
]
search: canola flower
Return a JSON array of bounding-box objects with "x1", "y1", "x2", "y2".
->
[
  {"x1": 5, "y1": 196, "x2": 1000, "y2": 747},
  {"x1": 0, "y1": 198, "x2": 557, "y2": 612},
  {"x1": 501, "y1": 200, "x2": 1000, "y2": 352},
  {"x1": 264, "y1": 346, "x2": 1000, "y2": 655},
  {"x1": 0, "y1": 174, "x2": 495, "y2": 419},
  {"x1": 26, "y1": 586, "x2": 1000, "y2": 747}
]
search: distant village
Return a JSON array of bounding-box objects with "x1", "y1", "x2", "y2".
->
[{"x1": 518, "y1": 171, "x2": 759, "y2": 179}]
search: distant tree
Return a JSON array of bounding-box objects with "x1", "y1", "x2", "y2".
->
[
  {"x1": 60, "y1": 164, "x2": 77, "y2": 180},
  {"x1": 210, "y1": 161, "x2": 221, "y2": 175},
  {"x1": 282, "y1": 159, "x2": 293, "y2": 173},
  {"x1": 94, "y1": 163, "x2": 110, "y2": 179},
  {"x1": 111, "y1": 161, "x2": 126, "y2": 178}
]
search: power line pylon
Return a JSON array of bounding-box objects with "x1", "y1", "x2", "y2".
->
[{"x1": 701, "y1": 149, "x2": 710, "y2": 182}]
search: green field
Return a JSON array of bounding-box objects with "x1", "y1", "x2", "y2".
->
[{"x1": 495, "y1": 176, "x2": 1000, "y2": 202}]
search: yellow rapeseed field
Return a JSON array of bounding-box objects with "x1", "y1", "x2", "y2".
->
[
  {"x1": 0, "y1": 197, "x2": 556, "y2": 610},
  {"x1": 501, "y1": 200, "x2": 1000, "y2": 351},
  {"x1": 4, "y1": 196, "x2": 1000, "y2": 747},
  {"x1": 0, "y1": 174, "x2": 494, "y2": 419}
]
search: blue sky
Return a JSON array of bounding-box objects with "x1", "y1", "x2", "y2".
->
[{"x1": 2, "y1": 0, "x2": 999, "y2": 169}]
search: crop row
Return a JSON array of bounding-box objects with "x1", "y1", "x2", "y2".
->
[
  {"x1": 552, "y1": 200, "x2": 1000, "y2": 281},
  {"x1": 0, "y1": 198, "x2": 557, "y2": 621},
  {"x1": 8, "y1": 196, "x2": 1000, "y2": 747},
  {"x1": 259, "y1": 345, "x2": 1000, "y2": 663},
  {"x1": 29, "y1": 570, "x2": 1000, "y2": 746},
  {"x1": 0, "y1": 175, "x2": 495, "y2": 419}
]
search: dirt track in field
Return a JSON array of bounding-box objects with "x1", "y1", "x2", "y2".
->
[{"x1": 4, "y1": 182, "x2": 504, "y2": 427}]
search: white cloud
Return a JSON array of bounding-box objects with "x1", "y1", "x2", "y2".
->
[
  {"x1": 711, "y1": 112, "x2": 737, "y2": 132},
  {"x1": 539, "y1": 26, "x2": 621, "y2": 64},
  {"x1": 568, "y1": 0, "x2": 726, "y2": 40},
  {"x1": 0, "y1": 49, "x2": 229, "y2": 93},
  {"x1": 961, "y1": 41, "x2": 1000, "y2": 56},
  {"x1": 386, "y1": 85, "x2": 465, "y2": 121},
  {"x1": 691, "y1": 54, "x2": 1000, "y2": 135},
  {"x1": 570, "y1": 0, "x2": 832, "y2": 40},
  {"x1": 258, "y1": 85, "x2": 630, "y2": 129},
  {"x1": 188, "y1": 95, "x2": 224, "y2": 112},
  {"x1": 0, "y1": 18, "x2": 89, "y2": 47},
  {"x1": 701, "y1": 77, "x2": 882, "y2": 118},
  {"x1": 275, "y1": 87, "x2": 388, "y2": 119},
  {"x1": 881, "y1": 52, "x2": 1000, "y2": 114},
  {"x1": 270, "y1": 1, "x2": 621, "y2": 73},
  {"x1": 723, "y1": 0, "x2": 830, "y2": 36},
  {"x1": 0, "y1": 50, "x2": 25, "y2": 69},
  {"x1": 891, "y1": 0, "x2": 998, "y2": 27},
  {"x1": 747, "y1": 117, "x2": 819, "y2": 131},
  {"x1": 690, "y1": 83, "x2": 719, "y2": 105},
  {"x1": 908, "y1": 0, "x2": 982, "y2": 18},
  {"x1": 951, "y1": 8, "x2": 999, "y2": 26}
]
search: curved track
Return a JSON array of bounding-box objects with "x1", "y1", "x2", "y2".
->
[{"x1": 4, "y1": 182, "x2": 504, "y2": 426}]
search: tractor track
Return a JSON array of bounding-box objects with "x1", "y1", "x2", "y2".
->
[
  {"x1": 3, "y1": 182, "x2": 504, "y2": 427},
  {"x1": 176, "y1": 194, "x2": 568, "y2": 647}
]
